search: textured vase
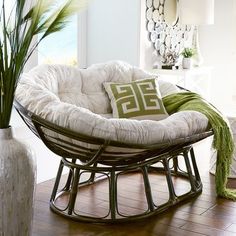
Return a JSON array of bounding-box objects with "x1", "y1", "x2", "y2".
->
[
  {"x1": 0, "y1": 127, "x2": 35, "y2": 236},
  {"x1": 182, "y1": 58, "x2": 192, "y2": 69}
]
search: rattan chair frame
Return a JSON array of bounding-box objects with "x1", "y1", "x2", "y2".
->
[{"x1": 14, "y1": 100, "x2": 213, "y2": 223}]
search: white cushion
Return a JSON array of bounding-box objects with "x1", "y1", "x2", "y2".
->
[{"x1": 15, "y1": 61, "x2": 208, "y2": 145}]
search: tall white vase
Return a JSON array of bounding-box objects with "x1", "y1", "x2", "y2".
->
[{"x1": 0, "y1": 127, "x2": 35, "y2": 236}]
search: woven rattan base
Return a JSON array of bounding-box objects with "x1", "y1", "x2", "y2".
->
[{"x1": 50, "y1": 146, "x2": 202, "y2": 223}]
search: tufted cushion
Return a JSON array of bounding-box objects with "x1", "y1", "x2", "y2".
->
[{"x1": 15, "y1": 61, "x2": 209, "y2": 145}]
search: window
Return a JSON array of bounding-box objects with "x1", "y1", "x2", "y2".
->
[
  {"x1": 4, "y1": 0, "x2": 86, "y2": 69},
  {"x1": 38, "y1": 15, "x2": 78, "y2": 66}
]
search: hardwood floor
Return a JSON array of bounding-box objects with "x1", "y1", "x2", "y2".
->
[{"x1": 32, "y1": 140, "x2": 236, "y2": 236}]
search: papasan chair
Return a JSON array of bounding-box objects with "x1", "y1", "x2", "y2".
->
[{"x1": 15, "y1": 61, "x2": 212, "y2": 223}]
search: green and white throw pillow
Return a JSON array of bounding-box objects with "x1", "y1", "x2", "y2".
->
[{"x1": 103, "y1": 78, "x2": 169, "y2": 120}]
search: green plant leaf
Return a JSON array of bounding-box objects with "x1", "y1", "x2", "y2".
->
[
  {"x1": 181, "y1": 47, "x2": 196, "y2": 58},
  {"x1": 0, "y1": 0, "x2": 88, "y2": 128}
]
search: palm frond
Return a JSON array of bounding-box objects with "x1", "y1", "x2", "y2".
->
[
  {"x1": 41, "y1": 0, "x2": 87, "y2": 38},
  {"x1": 0, "y1": 0, "x2": 87, "y2": 128},
  {"x1": 32, "y1": 0, "x2": 56, "y2": 17}
]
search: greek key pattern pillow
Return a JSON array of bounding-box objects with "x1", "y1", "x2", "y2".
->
[{"x1": 103, "y1": 78, "x2": 169, "y2": 120}]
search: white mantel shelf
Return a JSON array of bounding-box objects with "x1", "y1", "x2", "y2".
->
[
  {"x1": 152, "y1": 66, "x2": 213, "y2": 100},
  {"x1": 152, "y1": 66, "x2": 213, "y2": 76}
]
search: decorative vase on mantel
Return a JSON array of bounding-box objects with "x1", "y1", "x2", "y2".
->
[
  {"x1": 182, "y1": 57, "x2": 192, "y2": 69},
  {"x1": 0, "y1": 127, "x2": 35, "y2": 235},
  {"x1": 181, "y1": 48, "x2": 195, "y2": 69}
]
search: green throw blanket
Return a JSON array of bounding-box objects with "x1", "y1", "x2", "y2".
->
[{"x1": 163, "y1": 92, "x2": 236, "y2": 200}]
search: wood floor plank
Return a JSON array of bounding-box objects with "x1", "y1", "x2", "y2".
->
[
  {"x1": 174, "y1": 204, "x2": 208, "y2": 215},
  {"x1": 215, "y1": 198, "x2": 236, "y2": 208},
  {"x1": 181, "y1": 222, "x2": 236, "y2": 236},
  {"x1": 32, "y1": 141, "x2": 236, "y2": 235},
  {"x1": 201, "y1": 210, "x2": 236, "y2": 224},
  {"x1": 167, "y1": 211, "x2": 232, "y2": 230}
]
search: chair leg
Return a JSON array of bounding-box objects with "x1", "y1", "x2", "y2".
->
[
  {"x1": 190, "y1": 148, "x2": 201, "y2": 182},
  {"x1": 141, "y1": 166, "x2": 155, "y2": 212},
  {"x1": 163, "y1": 158, "x2": 177, "y2": 202},
  {"x1": 173, "y1": 156, "x2": 179, "y2": 174},
  {"x1": 68, "y1": 168, "x2": 80, "y2": 215},
  {"x1": 109, "y1": 170, "x2": 117, "y2": 220},
  {"x1": 50, "y1": 160, "x2": 64, "y2": 202},
  {"x1": 183, "y1": 150, "x2": 197, "y2": 192},
  {"x1": 87, "y1": 163, "x2": 98, "y2": 183},
  {"x1": 63, "y1": 158, "x2": 77, "y2": 191}
]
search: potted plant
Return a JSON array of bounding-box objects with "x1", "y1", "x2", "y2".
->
[
  {"x1": 0, "y1": 0, "x2": 86, "y2": 235},
  {"x1": 181, "y1": 47, "x2": 196, "y2": 69}
]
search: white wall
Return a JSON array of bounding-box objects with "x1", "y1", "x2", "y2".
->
[
  {"x1": 139, "y1": 0, "x2": 155, "y2": 70},
  {"x1": 139, "y1": 0, "x2": 236, "y2": 112},
  {"x1": 87, "y1": 0, "x2": 141, "y2": 66},
  {"x1": 199, "y1": 0, "x2": 236, "y2": 112},
  {"x1": 23, "y1": 0, "x2": 38, "y2": 72}
]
